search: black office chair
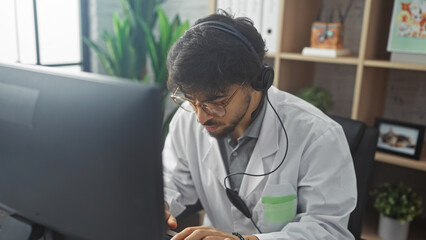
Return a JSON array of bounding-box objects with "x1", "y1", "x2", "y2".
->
[{"x1": 329, "y1": 115, "x2": 378, "y2": 240}]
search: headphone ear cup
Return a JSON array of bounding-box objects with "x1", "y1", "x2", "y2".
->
[
  {"x1": 262, "y1": 65, "x2": 274, "y2": 90},
  {"x1": 252, "y1": 65, "x2": 274, "y2": 91}
]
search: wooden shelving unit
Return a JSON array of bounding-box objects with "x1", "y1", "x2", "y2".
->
[
  {"x1": 210, "y1": 0, "x2": 425, "y2": 239},
  {"x1": 375, "y1": 142, "x2": 426, "y2": 172},
  {"x1": 280, "y1": 53, "x2": 359, "y2": 65},
  {"x1": 363, "y1": 60, "x2": 426, "y2": 71}
]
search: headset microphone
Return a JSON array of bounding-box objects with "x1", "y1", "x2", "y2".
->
[{"x1": 226, "y1": 188, "x2": 252, "y2": 219}]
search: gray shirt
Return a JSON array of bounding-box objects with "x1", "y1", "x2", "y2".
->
[{"x1": 218, "y1": 101, "x2": 267, "y2": 191}]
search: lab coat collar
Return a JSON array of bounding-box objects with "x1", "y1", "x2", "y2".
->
[
  {"x1": 239, "y1": 92, "x2": 280, "y2": 197},
  {"x1": 201, "y1": 135, "x2": 229, "y2": 188}
]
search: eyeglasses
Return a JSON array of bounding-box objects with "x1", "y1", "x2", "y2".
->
[{"x1": 171, "y1": 81, "x2": 247, "y2": 117}]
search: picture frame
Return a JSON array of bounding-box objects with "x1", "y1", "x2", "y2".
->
[
  {"x1": 387, "y1": 0, "x2": 426, "y2": 54},
  {"x1": 374, "y1": 117, "x2": 425, "y2": 160}
]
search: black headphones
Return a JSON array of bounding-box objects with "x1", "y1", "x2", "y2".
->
[
  {"x1": 190, "y1": 20, "x2": 289, "y2": 234},
  {"x1": 192, "y1": 21, "x2": 274, "y2": 92}
]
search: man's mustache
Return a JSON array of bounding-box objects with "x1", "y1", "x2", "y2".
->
[{"x1": 203, "y1": 120, "x2": 223, "y2": 126}]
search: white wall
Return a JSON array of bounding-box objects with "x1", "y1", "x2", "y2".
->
[{"x1": 161, "y1": 0, "x2": 209, "y2": 26}]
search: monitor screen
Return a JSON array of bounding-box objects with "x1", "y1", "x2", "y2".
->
[{"x1": 0, "y1": 63, "x2": 165, "y2": 240}]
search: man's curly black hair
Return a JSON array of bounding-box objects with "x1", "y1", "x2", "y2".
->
[{"x1": 166, "y1": 10, "x2": 266, "y2": 98}]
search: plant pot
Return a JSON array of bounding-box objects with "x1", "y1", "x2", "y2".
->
[{"x1": 378, "y1": 214, "x2": 410, "y2": 240}]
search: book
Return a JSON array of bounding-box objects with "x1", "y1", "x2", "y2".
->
[
  {"x1": 245, "y1": 0, "x2": 263, "y2": 33},
  {"x1": 387, "y1": 0, "x2": 426, "y2": 54},
  {"x1": 217, "y1": 0, "x2": 264, "y2": 37},
  {"x1": 302, "y1": 47, "x2": 351, "y2": 58},
  {"x1": 261, "y1": 0, "x2": 280, "y2": 53}
]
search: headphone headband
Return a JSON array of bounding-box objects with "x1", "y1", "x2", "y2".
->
[
  {"x1": 194, "y1": 21, "x2": 258, "y2": 56},
  {"x1": 191, "y1": 20, "x2": 274, "y2": 92}
]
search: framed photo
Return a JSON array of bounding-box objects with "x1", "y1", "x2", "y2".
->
[
  {"x1": 387, "y1": 0, "x2": 426, "y2": 54},
  {"x1": 374, "y1": 118, "x2": 425, "y2": 160}
]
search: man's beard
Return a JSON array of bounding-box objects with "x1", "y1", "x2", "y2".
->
[
  {"x1": 204, "y1": 93, "x2": 251, "y2": 139},
  {"x1": 204, "y1": 119, "x2": 241, "y2": 139}
]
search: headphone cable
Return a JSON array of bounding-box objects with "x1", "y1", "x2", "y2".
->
[{"x1": 223, "y1": 91, "x2": 289, "y2": 234}]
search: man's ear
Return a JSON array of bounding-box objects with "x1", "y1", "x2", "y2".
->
[{"x1": 251, "y1": 87, "x2": 262, "y2": 94}]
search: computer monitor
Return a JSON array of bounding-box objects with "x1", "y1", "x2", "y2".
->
[{"x1": 0, "y1": 63, "x2": 165, "y2": 240}]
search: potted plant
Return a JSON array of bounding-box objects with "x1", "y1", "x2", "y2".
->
[
  {"x1": 371, "y1": 183, "x2": 423, "y2": 240},
  {"x1": 296, "y1": 86, "x2": 333, "y2": 112},
  {"x1": 138, "y1": 7, "x2": 189, "y2": 99},
  {"x1": 84, "y1": 1, "x2": 189, "y2": 138},
  {"x1": 138, "y1": 7, "x2": 189, "y2": 139},
  {"x1": 84, "y1": 0, "x2": 165, "y2": 80}
]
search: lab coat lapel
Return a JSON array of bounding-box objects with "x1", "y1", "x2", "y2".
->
[
  {"x1": 239, "y1": 97, "x2": 280, "y2": 197},
  {"x1": 200, "y1": 134, "x2": 229, "y2": 187}
]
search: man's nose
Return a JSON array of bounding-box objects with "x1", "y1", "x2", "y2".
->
[{"x1": 195, "y1": 106, "x2": 214, "y2": 125}]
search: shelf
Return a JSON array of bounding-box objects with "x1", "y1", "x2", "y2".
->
[
  {"x1": 364, "y1": 60, "x2": 426, "y2": 71},
  {"x1": 265, "y1": 53, "x2": 278, "y2": 58},
  {"x1": 375, "y1": 143, "x2": 426, "y2": 172},
  {"x1": 279, "y1": 52, "x2": 359, "y2": 65}
]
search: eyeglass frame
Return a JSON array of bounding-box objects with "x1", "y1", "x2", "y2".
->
[{"x1": 171, "y1": 81, "x2": 248, "y2": 117}]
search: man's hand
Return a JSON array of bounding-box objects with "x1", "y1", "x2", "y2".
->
[
  {"x1": 171, "y1": 226, "x2": 259, "y2": 240},
  {"x1": 165, "y1": 202, "x2": 177, "y2": 229}
]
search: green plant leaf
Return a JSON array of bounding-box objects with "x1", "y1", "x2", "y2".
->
[
  {"x1": 120, "y1": 0, "x2": 133, "y2": 23},
  {"x1": 112, "y1": 13, "x2": 124, "y2": 59},
  {"x1": 127, "y1": 43, "x2": 137, "y2": 78},
  {"x1": 157, "y1": 7, "x2": 171, "y2": 59},
  {"x1": 171, "y1": 20, "x2": 189, "y2": 47},
  {"x1": 372, "y1": 182, "x2": 423, "y2": 222},
  {"x1": 103, "y1": 31, "x2": 120, "y2": 75},
  {"x1": 296, "y1": 86, "x2": 333, "y2": 112},
  {"x1": 83, "y1": 37, "x2": 115, "y2": 75},
  {"x1": 142, "y1": 73, "x2": 150, "y2": 83},
  {"x1": 138, "y1": 18, "x2": 159, "y2": 73},
  {"x1": 120, "y1": 18, "x2": 133, "y2": 78},
  {"x1": 85, "y1": 0, "x2": 161, "y2": 80}
]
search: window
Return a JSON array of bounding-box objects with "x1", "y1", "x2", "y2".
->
[{"x1": 0, "y1": 0, "x2": 90, "y2": 71}]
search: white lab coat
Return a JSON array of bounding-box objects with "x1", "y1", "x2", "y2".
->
[{"x1": 163, "y1": 86, "x2": 357, "y2": 240}]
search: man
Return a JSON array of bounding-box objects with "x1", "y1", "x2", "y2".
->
[{"x1": 163, "y1": 11, "x2": 357, "y2": 240}]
